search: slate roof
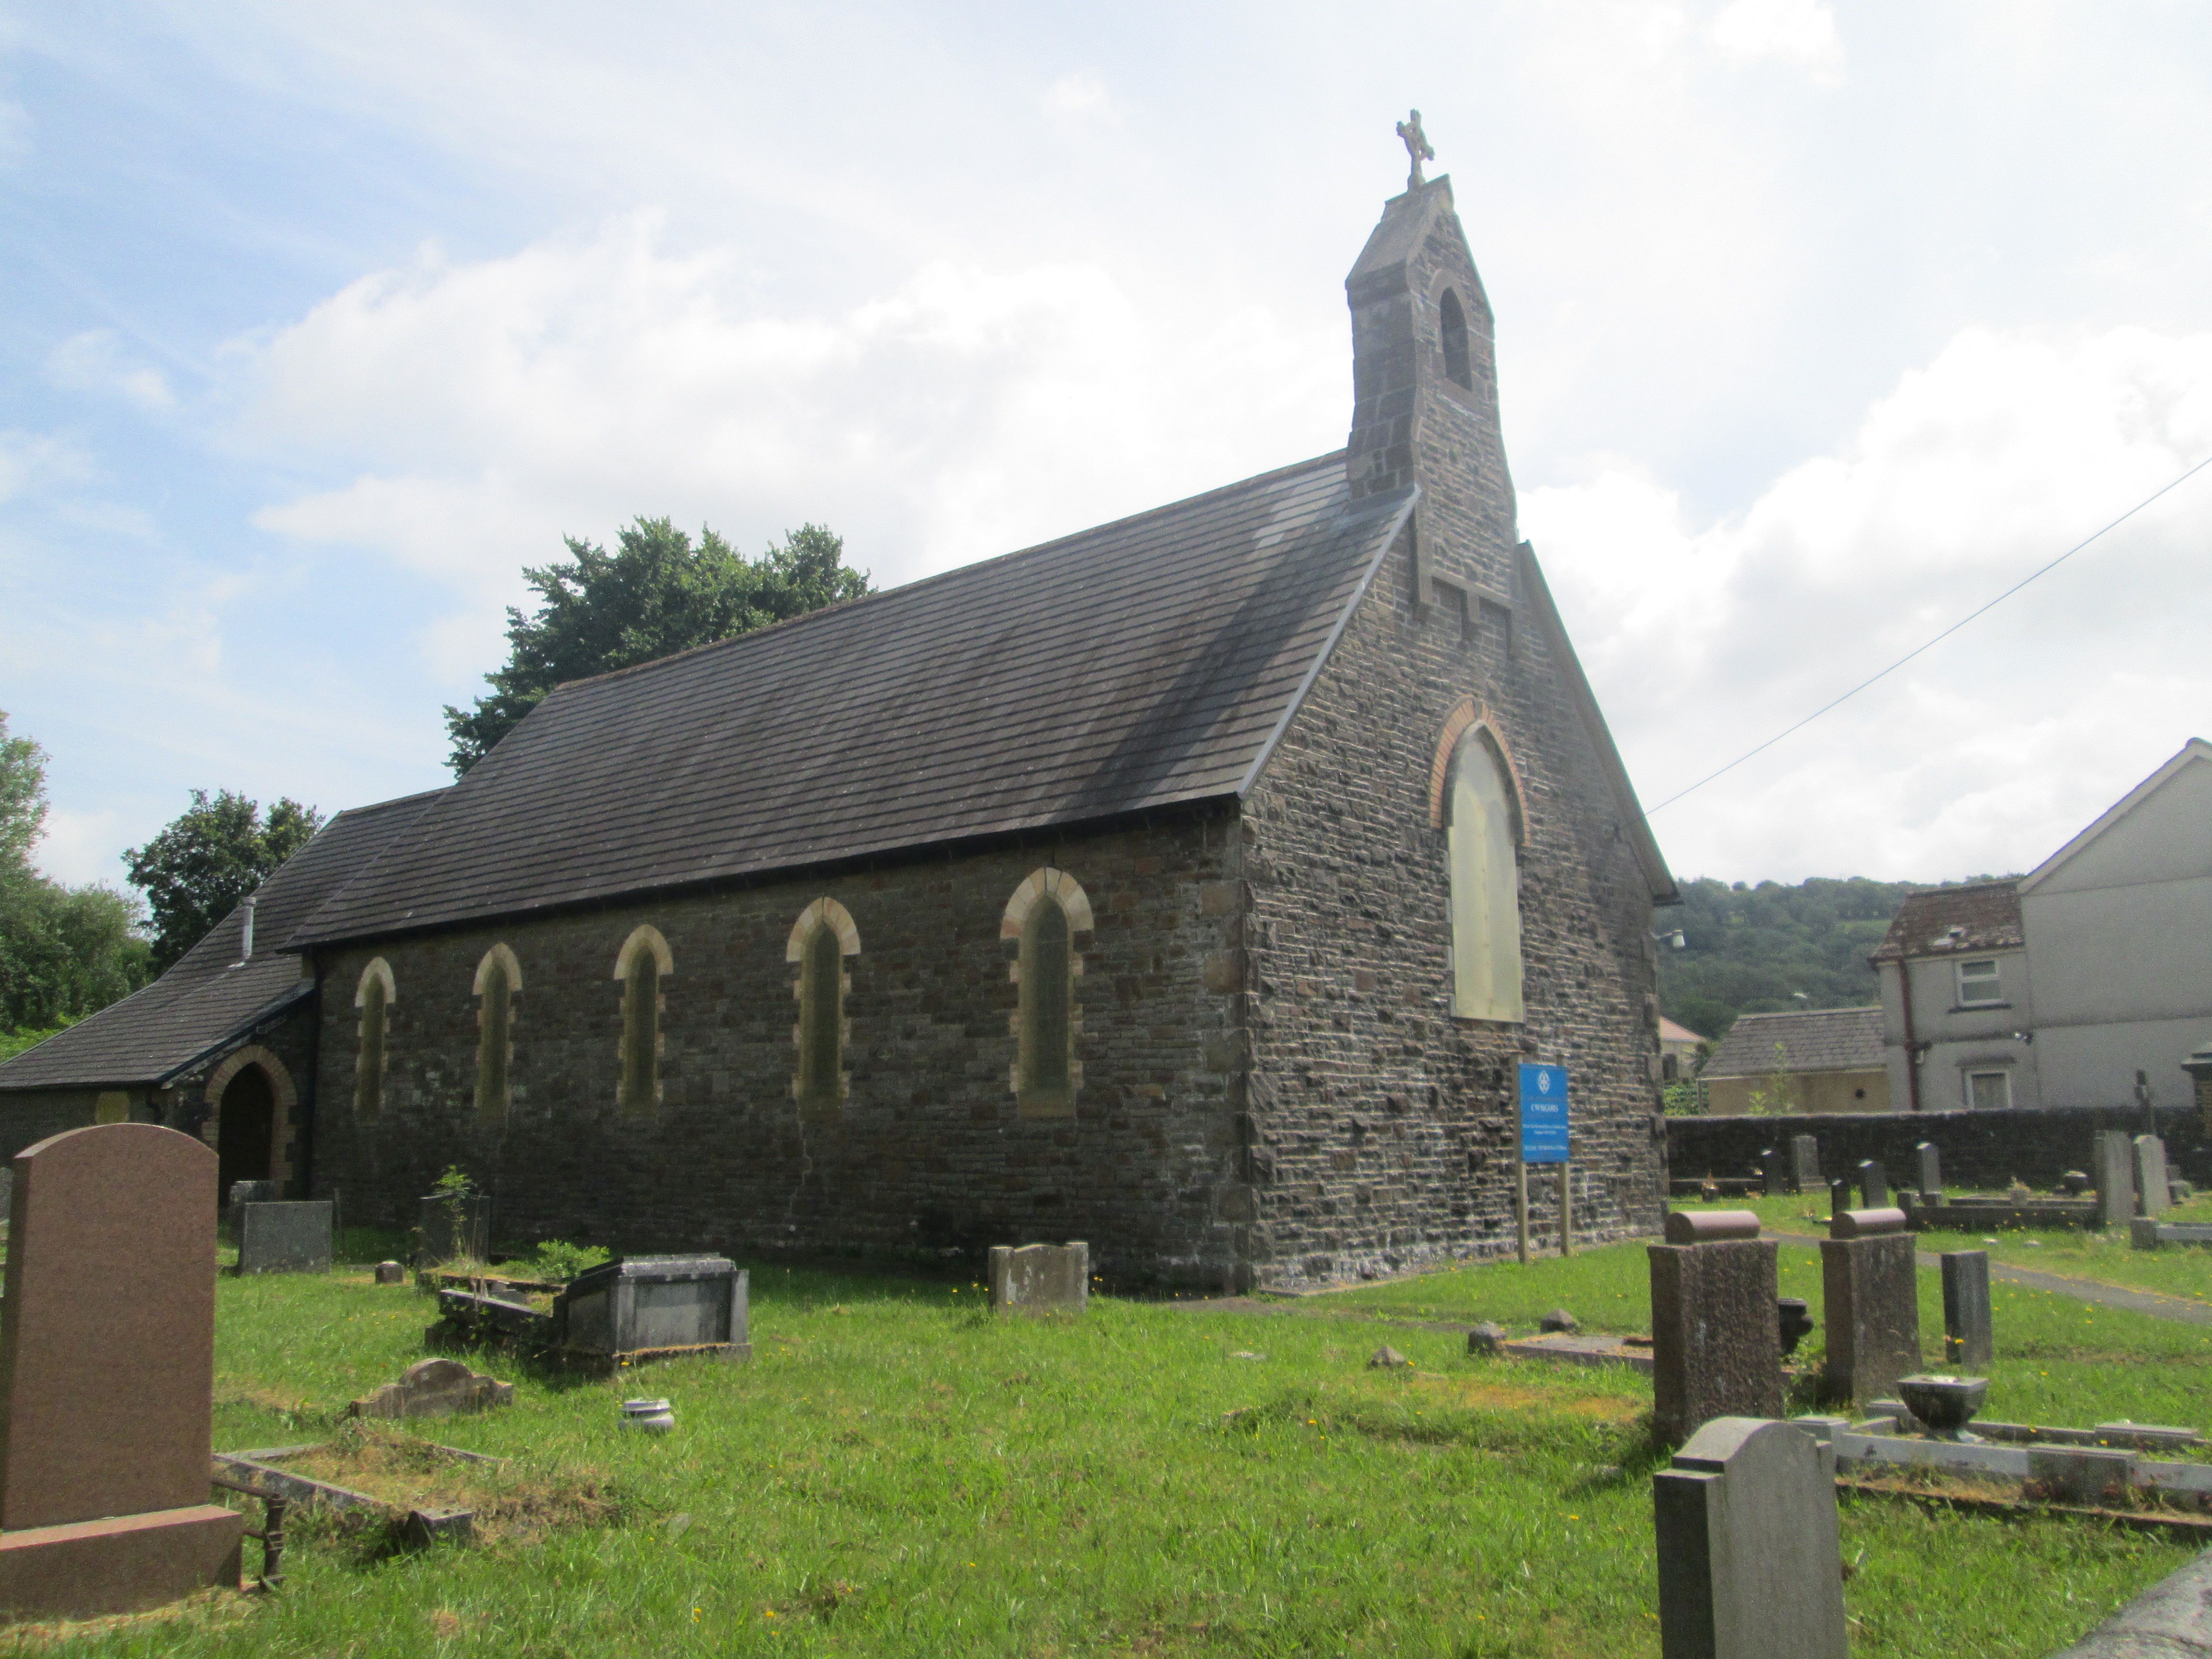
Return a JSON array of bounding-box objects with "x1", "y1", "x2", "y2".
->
[
  {"x1": 1702, "y1": 1006, "x2": 1886, "y2": 1079},
  {"x1": 289, "y1": 455, "x2": 1420, "y2": 948},
  {"x1": 0, "y1": 789, "x2": 443, "y2": 1092},
  {"x1": 1867, "y1": 881, "x2": 2023, "y2": 963}
]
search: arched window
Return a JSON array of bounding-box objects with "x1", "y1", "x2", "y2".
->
[
  {"x1": 473, "y1": 945, "x2": 521, "y2": 1125},
  {"x1": 1002, "y1": 868, "x2": 1093, "y2": 1118},
  {"x1": 1439, "y1": 288, "x2": 1472, "y2": 391},
  {"x1": 1447, "y1": 730, "x2": 1524, "y2": 1022},
  {"x1": 787, "y1": 898, "x2": 859, "y2": 1118},
  {"x1": 355, "y1": 958, "x2": 395, "y2": 1118},
  {"x1": 614, "y1": 926, "x2": 673, "y2": 1118}
]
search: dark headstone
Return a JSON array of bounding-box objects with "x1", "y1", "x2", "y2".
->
[
  {"x1": 2061, "y1": 1169, "x2": 2092, "y2": 1196},
  {"x1": 1821, "y1": 1212, "x2": 1921, "y2": 1405},
  {"x1": 1649, "y1": 1236, "x2": 1782, "y2": 1442},
  {"x1": 1467, "y1": 1321, "x2": 1506, "y2": 1357},
  {"x1": 348, "y1": 1357, "x2": 515, "y2": 1419},
  {"x1": 0, "y1": 1124, "x2": 242, "y2": 1616},
  {"x1": 1539, "y1": 1308, "x2": 1579, "y2": 1334},
  {"x1": 228, "y1": 1179, "x2": 279, "y2": 1208},
  {"x1": 374, "y1": 1260, "x2": 407, "y2": 1285},
  {"x1": 2094, "y1": 1132, "x2": 2135, "y2": 1229},
  {"x1": 1915, "y1": 1142, "x2": 1941, "y2": 1197},
  {"x1": 987, "y1": 1241, "x2": 1088, "y2": 1315},
  {"x1": 1757, "y1": 1150, "x2": 1776, "y2": 1197},
  {"x1": 1777, "y1": 1298, "x2": 1814, "y2": 1358},
  {"x1": 1827, "y1": 1177, "x2": 1851, "y2": 1219},
  {"x1": 1941, "y1": 1250, "x2": 1992, "y2": 1369},
  {"x1": 1653, "y1": 1417, "x2": 1846, "y2": 1658},
  {"x1": 415, "y1": 1193, "x2": 492, "y2": 1267},
  {"x1": 1367, "y1": 1345, "x2": 1411, "y2": 1369},
  {"x1": 234, "y1": 1201, "x2": 333, "y2": 1274},
  {"x1": 1855, "y1": 1159, "x2": 1889, "y2": 1209},
  {"x1": 1788, "y1": 1135, "x2": 1820, "y2": 1197}
]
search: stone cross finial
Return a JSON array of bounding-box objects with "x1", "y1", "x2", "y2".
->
[{"x1": 1395, "y1": 108, "x2": 1435, "y2": 190}]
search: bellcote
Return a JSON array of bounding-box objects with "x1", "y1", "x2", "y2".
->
[{"x1": 1344, "y1": 173, "x2": 1518, "y2": 594}]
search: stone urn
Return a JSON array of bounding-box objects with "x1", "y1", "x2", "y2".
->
[
  {"x1": 1777, "y1": 1298, "x2": 1815, "y2": 1358},
  {"x1": 1897, "y1": 1374, "x2": 1988, "y2": 1436},
  {"x1": 620, "y1": 1397, "x2": 676, "y2": 1434}
]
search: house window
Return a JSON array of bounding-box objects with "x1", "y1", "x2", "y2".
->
[
  {"x1": 614, "y1": 926, "x2": 673, "y2": 1118},
  {"x1": 1957, "y1": 958, "x2": 2003, "y2": 1006},
  {"x1": 355, "y1": 958, "x2": 395, "y2": 1118},
  {"x1": 1967, "y1": 1069, "x2": 2012, "y2": 1111},
  {"x1": 1002, "y1": 868, "x2": 1093, "y2": 1118},
  {"x1": 1447, "y1": 729, "x2": 1524, "y2": 1022},
  {"x1": 788, "y1": 898, "x2": 859, "y2": 1118},
  {"x1": 1439, "y1": 288, "x2": 1472, "y2": 390},
  {"x1": 473, "y1": 945, "x2": 521, "y2": 1124}
]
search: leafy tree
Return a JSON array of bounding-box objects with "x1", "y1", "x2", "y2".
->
[
  {"x1": 125, "y1": 790, "x2": 322, "y2": 974},
  {"x1": 1656, "y1": 873, "x2": 2017, "y2": 1043},
  {"x1": 444, "y1": 518, "x2": 871, "y2": 774},
  {"x1": 0, "y1": 710, "x2": 153, "y2": 1034}
]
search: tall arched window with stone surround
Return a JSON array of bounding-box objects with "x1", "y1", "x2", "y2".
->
[
  {"x1": 614, "y1": 926, "x2": 673, "y2": 1118},
  {"x1": 787, "y1": 899, "x2": 859, "y2": 1119},
  {"x1": 1439, "y1": 288, "x2": 1472, "y2": 391},
  {"x1": 1447, "y1": 728, "x2": 1524, "y2": 1022},
  {"x1": 355, "y1": 958, "x2": 395, "y2": 1118},
  {"x1": 1001, "y1": 868, "x2": 1093, "y2": 1118},
  {"x1": 472, "y1": 944, "x2": 521, "y2": 1124}
]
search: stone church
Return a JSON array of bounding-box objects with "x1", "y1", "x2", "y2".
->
[{"x1": 0, "y1": 144, "x2": 1677, "y2": 1288}]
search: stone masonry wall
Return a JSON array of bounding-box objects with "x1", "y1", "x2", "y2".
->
[
  {"x1": 1236, "y1": 192, "x2": 1667, "y2": 1289},
  {"x1": 307, "y1": 814, "x2": 1252, "y2": 1287}
]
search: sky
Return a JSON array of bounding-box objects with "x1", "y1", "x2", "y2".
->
[{"x1": 3, "y1": 0, "x2": 2209, "y2": 898}]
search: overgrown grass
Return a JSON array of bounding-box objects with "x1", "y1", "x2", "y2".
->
[{"x1": 11, "y1": 1256, "x2": 2202, "y2": 1656}]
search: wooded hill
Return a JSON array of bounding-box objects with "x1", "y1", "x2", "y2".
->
[{"x1": 1654, "y1": 875, "x2": 2016, "y2": 1046}]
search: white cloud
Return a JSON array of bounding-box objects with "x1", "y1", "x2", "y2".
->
[
  {"x1": 32, "y1": 807, "x2": 126, "y2": 888},
  {"x1": 1529, "y1": 324, "x2": 2212, "y2": 882},
  {"x1": 45, "y1": 329, "x2": 176, "y2": 411},
  {"x1": 0, "y1": 430, "x2": 93, "y2": 505},
  {"x1": 1042, "y1": 70, "x2": 1117, "y2": 131},
  {"x1": 1708, "y1": 0, "x2": 1842, "y2": 74},
  {"x1": 240, "y1": 215, "x2": 1342, "y2": 673}
]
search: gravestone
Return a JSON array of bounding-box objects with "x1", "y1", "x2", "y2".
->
[
  {"x1": 2134, "y1": 1136, "x2": 2170, "y2": 1220},
  {"x1": 1915, "y1": 1142, "x2": 1942, "y2": 1201},
  {"x1": 1940, "y1": 1249, "x2": 1992, "y2": 1369},
  {"x1": 227, "y1": 1179, "x2": 278, "y2": 1208},
  {"x1": 1821, "y1": 1207, "x2": 1921, "y2": 1405},
  {"x1": 348, "y1": 1358, "x2": 514, "y2": 1419},
  {"x1": 1827, "y1": 1177, "x2": 1851, "y2": 1219},
  {"x1": 414, "y1": 1192, "x2": 492, "y2": 1266},
  {"x1": 1652, "y1": 1417, "x2": 1847, "y2": 1659},
  {"x1": 1856, "y1": 1159, "x2": 1889, "y2": 1209},
  {"x1": 2094, "y1": 1132, "x2": 2135, "y2": 1229},
  {"x1": 988, "y1": 1241, "x2": 1090, "y2": 1314},
  {"x1": 1789, "y1": 1135, "x2": 1820, "y2": 1197},
  {"x1": 374, "y1": 1260, "x2": 407, "y2": 1285},
  {"x1": 1757, "y1": 1149, "x2": 1777, "y2": 1197},
  {"x1": 0, "y1": 1124, "x2": 242, "y2": 1618},
  {"x1": 554, "y1": 1256, "x2": 750, "y2": 1362},
  {"x1": 0, "y1": 1168, "x2": 11, "y2": 1223},
  {"x1": 234, "y1": 1200, "x2": 333, "y2": 1274},
  {"x1": 1648, "y1": 1212, "x2": 1781, "y2": 1443}
]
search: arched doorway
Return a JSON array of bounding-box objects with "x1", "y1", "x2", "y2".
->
[{"x1": 216, "y1": 1065, "x2": 276, "y2": 1201}]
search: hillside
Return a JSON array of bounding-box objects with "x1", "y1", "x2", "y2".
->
[{"x1": 1654, "y1": 874, "x2": 2017, "y2": 1046}]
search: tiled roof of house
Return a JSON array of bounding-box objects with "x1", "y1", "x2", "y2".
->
[
  {"x1": 0, "y1": 789, "x2": 443, "y2": 1092},
  {"x1": 1658, "y1": 1016, "x2": 1705, "y2": 1046},
  {"x1": 289, "y1": 455, "x2": 1419, "y2": 948},
  {"x1": 1702, "y1": 1006, "x2": 1885, "y2": 1079},
  {"x1": 1867, "y1": 880, "x2": 2023, "y2": 963}
]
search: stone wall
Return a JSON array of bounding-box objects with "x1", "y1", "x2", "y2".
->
[
  {"x1": 308, "y1": 814, "x2": 1251, "y2": 1287},
  {"x1": 0, "y1": 1092, "x2": 104, "y2": 1163},
  {"x1": 1669, "y1": 1105, "x2": 2212, "y2": 1192}
]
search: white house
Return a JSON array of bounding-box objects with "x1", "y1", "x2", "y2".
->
[{"x1": 1873, "y1": 739, "x2": 2212, "y2": 1112}]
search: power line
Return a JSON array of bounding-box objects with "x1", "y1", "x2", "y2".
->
[{"x1": 1645, "y1": 451, "x2": 2212, "y2": 817}]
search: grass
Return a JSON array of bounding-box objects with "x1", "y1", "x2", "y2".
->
[{"x1": 10, "y1": 1249, "x2": 2206, "y2": 1656}]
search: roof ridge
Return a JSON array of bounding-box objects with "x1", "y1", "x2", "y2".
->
[{"x1": 547, "y1": 451, "x2": 1348, "y2": 697}]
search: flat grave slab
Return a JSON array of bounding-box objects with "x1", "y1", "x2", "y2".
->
[{"x1": 1496, "y1": 1331, "x2": 1655, "y2": 1374}]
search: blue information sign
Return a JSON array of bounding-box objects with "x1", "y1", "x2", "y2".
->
[{"x1": 1518, "y1": 1064, "x2": 1570, "y2": 1164}]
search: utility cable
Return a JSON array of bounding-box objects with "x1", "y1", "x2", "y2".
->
[{"x1": 1645, "y1": 451, "x2": 2212, "y2": 816}]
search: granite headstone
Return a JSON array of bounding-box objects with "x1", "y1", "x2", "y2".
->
[
  {"x1": 234, "y1": 1201, "x2": 333, "y2": 1274},
  {"x1": 1821, "y1": 1207, "x2": 1922, "y2": 1405},
  {"x1": 1940, "y1": 1249, "x2": 1992, "y2": 1369},
  {"x1": 1649, "y1": 1212, "x2": 1781, "y2": 1443},
  {"x1": 1788, "y1": 1135, "x2": 1820, "y2": 1198},
  {"x1": 1915, "y1": 1141, "x2": 1942, "y2": 1201},
  {"x1": 2134, "y1": 1135, "x2": 2170, "y2": 1220},
  {"x1": 1856, "y1": 1159, "x2": 1889, "y2": 1209},
  {"x1": 2095, "y1": 1131, "x2": 2136, "y2": 1229},
  {"x1": 988, "y1": 1241, "x2": 1090, "y2": 1314}
]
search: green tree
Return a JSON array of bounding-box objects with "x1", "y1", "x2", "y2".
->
[
  {"x1": 125, "y1": 790, "x2": 322, "y2": 974},
  {"x1": 0, "y1": 710, "x2": 153, "y2": 1035},
  {"x1": 444, "y1": 518, "x2": 870, "y2": 774}
]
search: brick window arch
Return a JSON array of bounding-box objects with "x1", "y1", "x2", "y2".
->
[
  {"x1": 202, "y1": 1044, "x2": 300, "y2": 1190},
  {"x1": 614, "y1": 925, "x2": 673, "y2": 1118},
  {"x1": 472, "y1": 944, "x2": 521, "y2": 1125},
  {"x1": 787, "y1": 898, "x2": 859, "y2": 1118},
  {"x1": 1001, "y1": 868, "x2": 1093, "y2": 1118},
  {"x1": 355, "y1": 957, "x2": 395, "y2": 1119}
]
